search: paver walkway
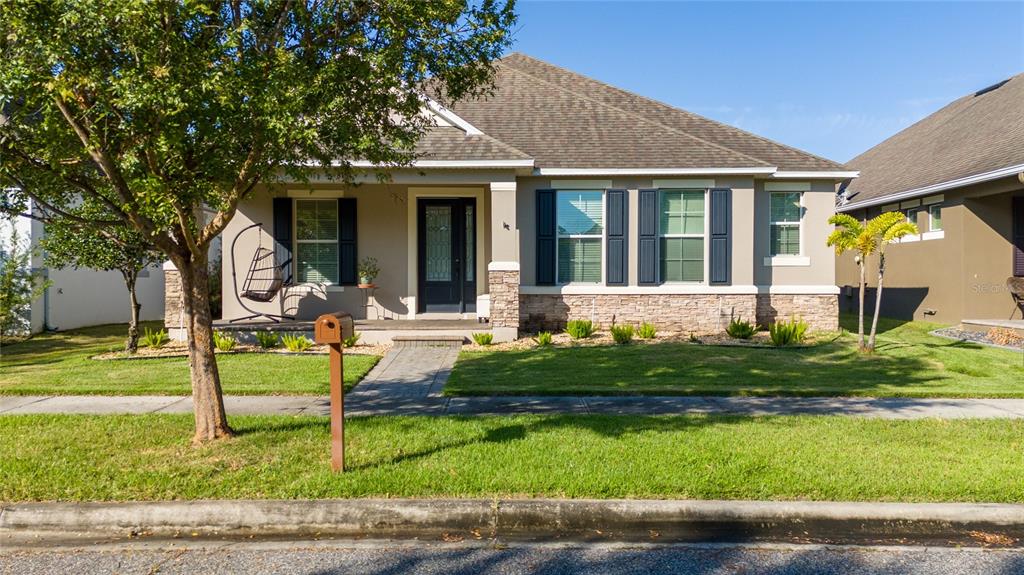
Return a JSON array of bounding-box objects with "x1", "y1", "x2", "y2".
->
[{"x1": 5, "y1": 345, "x2": 1024, "y2": 419}]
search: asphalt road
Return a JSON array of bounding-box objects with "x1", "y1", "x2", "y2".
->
[{"x1": 2, "y1": 541, "x2": 1023, "y2": 575}]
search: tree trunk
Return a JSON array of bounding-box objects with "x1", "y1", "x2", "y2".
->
[
  {"x1": 122, "y1": 269, "x2": 141, "y2": 353},
  {"x1": 867, "y1": 252, "x2": 886, "y2": 353},
  {"x1": 857, "y1": 258, "x2": 866, "y2": 351},
  {"x1": 175, "y1": 253, "x2": 233, "y2": 443}
]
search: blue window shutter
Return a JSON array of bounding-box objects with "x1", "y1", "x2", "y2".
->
[
  {"x1": 605, "y1": 189, "x2": 628, "y2": 286},
  {"x1": 272, "y1": 197, "x2": 293, "y2": 284},
  {"x1": 709, "y1": 188, "x2": 731, "y2": 285},
  {"x1": 638, "y1": 189, "x2": 658, "y2": 285},
  {"x1": 338, "y1": 198, "x2": 357, "y2": 285},
  {"x1": 536, "y1": 189, "x2": 556, "y2": 285}
]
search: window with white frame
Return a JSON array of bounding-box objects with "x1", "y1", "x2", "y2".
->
[
  {"x1": 295, "y1": 199, "x2": 339, "y2": 283},
  {"x1": 556, "y1": 190, "x2": 603, "y2": 284},
  {"x1": 769, "y1": 192, "x2": 802, "y2": 256},
  {"x1": 905, "y1": 206, "x2": 924, "y2": 230},
  {"x1": 928, "y1": 204, "x2": 943, "y2": 231},
  {"x1": 659, "y1": 189, "x2": 705, "y2": 282}
]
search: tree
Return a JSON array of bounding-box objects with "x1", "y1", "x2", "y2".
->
[
  {"x1": 0, "y1": 223, "x2": 48, "y2": 341},
  {"x1": 0, "y1": 1, "x2": 515, "y2": 442},
  {"x1": 37, "y1": 201, "x2": 163, "y2": 353},
  {"x1": 828, "y1": 212, "x2": 917, "y2": 353}
]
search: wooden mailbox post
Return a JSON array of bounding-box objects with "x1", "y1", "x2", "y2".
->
[{"x1": 313, "y1": 312, "x2": 355, "y2": 472}]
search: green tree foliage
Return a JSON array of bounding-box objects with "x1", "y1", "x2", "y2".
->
[
  {"x1": 828, "y1": 211, "x2": 917, "y2": 353},
  {"x1": 37, "y1": 201, "x2": 163, "y2": 352},
  {"x1": 0, "y1": 223, "x2": 48, "y2": 341},
  {"x1": 0, "y1": 0, "x2": 515, "y2": 442}
]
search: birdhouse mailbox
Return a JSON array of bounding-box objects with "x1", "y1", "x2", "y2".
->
[{"x1": 313, "y1": 311, "x2": 354, "y2": 473}]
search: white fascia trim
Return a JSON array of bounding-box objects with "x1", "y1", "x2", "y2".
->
[
  {"x1": 839, "y1": 163, "x2": 1024, "y2": 212},
  {"x1": 772, "y1": 171, "x2": 860, "y2": 179},
  {"x1": 763, "y1": 256, "x2": 811, "y2": 267},
  {"x1": 534, "y1": 167, "x2": 778, "y2": 176},
  {"x1": 423, "y1": 98, "x2": 484, "y2": 136},
  {"x1": 344, "y1": 159, "x2": 535, "y2": 169},
  {"x1": 488, "y1": 261, "x2": 520, "y2": 272}
]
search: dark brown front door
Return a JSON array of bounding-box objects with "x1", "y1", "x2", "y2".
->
[{"x1": 418, "y1": 198, "x2": 476, "y2": 313}]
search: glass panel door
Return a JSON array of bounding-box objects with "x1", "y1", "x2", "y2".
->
[{"x1": 424, "y1": 205, "x2": 452, "y2": 282}]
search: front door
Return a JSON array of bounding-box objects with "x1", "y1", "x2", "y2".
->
[{"x1": 418, "y1": 198, "x2": 476, "y2": 313}]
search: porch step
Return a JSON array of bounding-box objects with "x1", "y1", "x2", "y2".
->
[{"x1": 391, "y1": 335, "x2": 466, "y2": 349}]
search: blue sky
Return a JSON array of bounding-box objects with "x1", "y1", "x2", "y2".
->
[{"x1": 509, "y1": 1, "x2": 1024, "y2": 163}]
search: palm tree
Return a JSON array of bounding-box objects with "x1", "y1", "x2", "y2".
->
[
  {"x1": 827, "y1": 212, "x2": 918, "y2": 353},
  {"x1": 827, "y1": 214, "x2": 875, "y2": 351},
  {"x1": 863, "y1": 212, "x2": 918, "y2": 352}
]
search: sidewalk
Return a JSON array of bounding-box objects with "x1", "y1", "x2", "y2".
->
[{"x1": 4, "y1": 394, "x2": 1024, "y2": 419}]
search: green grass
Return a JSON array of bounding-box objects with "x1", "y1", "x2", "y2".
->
[
  {"x1": 0, "y1": 323, "x2": 379, "y2": 396},
  {"x1": 2, "y1": 413, "x2": 1023, "y2": 502},
  {"x1": 448, "y1": 317, "x2": 1024, "y2": 398}
]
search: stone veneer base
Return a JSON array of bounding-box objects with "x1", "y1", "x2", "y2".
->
[{"x1": 519, "y1": 293, "x2": 838, "y2": 333}]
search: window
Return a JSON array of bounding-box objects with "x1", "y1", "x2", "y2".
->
[
  {"x1": 929, "y1": 204, "x2": 942, "y2": 231},
  {"x1": 556, "y1": 190, "x2": 603, "y2": 283},
  {"x1": 769, "y1": 192, "x2": 802, "y2": 256},
  {"x1": 295, "y1": 199, "x2": 339, "y2": 283},
  {"x1": 659, "y1": 189, "x2": 705, "y2": 282},
  {"x1": 905, "y1": 207, "x2": 924, "y2": 229}
]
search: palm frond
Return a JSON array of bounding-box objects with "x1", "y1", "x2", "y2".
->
[{"x1": 883, "y1": 221, "x2": 919, "y2": 242}]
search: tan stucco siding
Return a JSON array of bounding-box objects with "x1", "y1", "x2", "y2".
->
[
  {"x1": 222, "y1": 183, "x2": 490, "y2": 321},
  {"x1": 753, "y1": 180, "x2": 837, "y2": 287},
  {"x1": 835, "y1": 176, "x2": 1023, "y2": 323}
]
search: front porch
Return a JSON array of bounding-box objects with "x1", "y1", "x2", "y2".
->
[{"x1": 212, "y1": 317, "x2": 491, "y2": 345}]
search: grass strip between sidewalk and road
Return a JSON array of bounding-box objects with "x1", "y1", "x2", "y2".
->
[
  {"x1": 0, "y1": 323, "x2": 379, "y2": 395},
  {"x1": 448, "y1": 317, "x2": 1024, "y2": 398},
  {"x1": 2, "y1": 414, "x2": 1023, "y2": 503}
]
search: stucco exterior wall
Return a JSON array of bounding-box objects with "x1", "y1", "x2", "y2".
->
[{"x1": 835, "y1": 176, "x2": 1023, "y2": 323}]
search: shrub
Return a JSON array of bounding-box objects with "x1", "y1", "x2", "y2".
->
[
  {"x1": 688, "y1": 332, "x2": 700, "y2": 343},
  {"x1": 769, "y1": 317, "x2": 809, "y2": 347},
  {"x1": 281, "y1": 333, "x2": 314, "y2": 352},
  {"x1": 141, "y1": 327, "x2": 170, "y2": 348},
  {"x1": 637, "y1": 322, "x2": 657, "y2": 339},
  {"x1": 565, "y1": 319, "x2": 595, "y2": 339},
  {"x1": 610, "y1": 324, "x2": 634, "y2": 344},
  {"x1": 213, "y1": 331, "x2": 237, "y2": 352},
  {"x1": 254, "y1": 331, "x2": 280, "y2": 349},
  {"x1": 726, "y1": 317, "x2": 756, "y2": 340},
  {"x1": 534, "y1": 331, "x2": 553, "y2": 347},
  {"x1": 343, "y1": 331, "x2": 361, "y2": 348},
  {"x1": 471, "y1": 332, "x2": 494, "y2": 346}
]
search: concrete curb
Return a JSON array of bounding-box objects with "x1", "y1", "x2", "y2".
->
[{"x1": 3, "y1": 499, "x2": 1024, "y2": 546}]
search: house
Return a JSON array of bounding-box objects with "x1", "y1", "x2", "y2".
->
[
  {"x1": 170, "y1": 53, "x2": 855, "y2": 342},
  {"x1": 836, "y1": 73, "x2": 1024, "y2": 329},
  {"x1": 0, "y1": 207, "x2": 165, "y2": 334}
]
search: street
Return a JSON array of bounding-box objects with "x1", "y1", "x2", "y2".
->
[{"x1": 2, "y1": 540, "x2": 1023, "y2": 575}]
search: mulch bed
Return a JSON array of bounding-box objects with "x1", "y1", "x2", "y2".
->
[
  {"x1": 931, "y1": 327, "x2": 1024, "y2": 352},
  {"x1": 463, "y1": 330, "x2": 837, "y2": 352},
  {"x1": 92, "y1": 342, "x2": 389, "y2": 361}
]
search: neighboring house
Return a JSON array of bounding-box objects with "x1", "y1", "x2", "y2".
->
[
  {"x1": 180, "y1": 53, "x2": 855, "y2": 341},
  {"x1": 0, "y1": 208, "x2": 165, "y2": 334},
  {"x1": 836, "y1": 73, "x2": 1024, "y2": 326}
]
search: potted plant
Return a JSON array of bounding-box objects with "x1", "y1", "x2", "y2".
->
[{"x1": 358, "y1": 256, "x2": 379, "y2": 287}]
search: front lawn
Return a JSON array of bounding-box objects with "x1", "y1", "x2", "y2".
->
[
  {"x1": 0, "y1": 323, "x2": 379, "y2": 395},
  {"x1": 2, "y1": 413, "x2": 1023, "y2": 503},
  {"x1": 447, "y1": 317, "x2": 1024, "y2": 398}
]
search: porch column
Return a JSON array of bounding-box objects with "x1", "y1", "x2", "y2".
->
[
  {"x1": 488, "y1": 180, "x2": 520, "y2": 341},
  {"x1": 162, "y1": 260, "x2": 187, "y2": 341}
]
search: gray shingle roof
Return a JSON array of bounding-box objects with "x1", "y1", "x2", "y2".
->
[
  {"x1": 414, "y1": 125, "x2": 532, "y2": 162},
  {"x1": 436, "y1": 52, "x2": 844, "y2": 171},
  {"x1": 845, "y1": 73, "x2": 1024, "y2": 205}
]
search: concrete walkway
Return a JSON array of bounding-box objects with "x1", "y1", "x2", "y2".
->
[{"x1": 4, "y1": 345, "x2": 1024, "y2": 419}]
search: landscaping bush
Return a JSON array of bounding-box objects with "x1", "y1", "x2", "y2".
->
[
  {"x1": 254, "y1": 331, "x2": 280, "y2": 349},
  {"x1": 610, "y1": 324, "x2": 634, "y2": 344},
  {"x1": 637, "y1": 322, "x2": 657, "y2": 339},
  {"x1": 688, "y1": 332, "x2": 700, "y2": 343},
  {"x1": 140, "y1": 327, "x2": 170, "y2": 349},
  {"x1": 281, "y1": 334, "x2": 314, "y2": 352},
  {"x1": 471, "y1": 332, "x2": 494, "y2": 346},
  {"x1": 343, "y1": 331, "x2": 361, "y2": 348},
  {"x1": 769, "y1": 317, "x2": 809, "y2": 347},
  {"x1": 726, "y1": 317, "x2": 756, "y2": 339},
  {"x1": 213, "y1": 331, "x2": 237, "y2": 352},
  {"x1": 565, "y1": 319, "x2": 595, "y2": 339},
  {"x1": 534, "y1": 331, "x2": 553, "y2": 347}
]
